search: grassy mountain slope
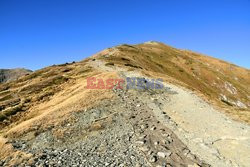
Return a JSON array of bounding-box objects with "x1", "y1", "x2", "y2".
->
[
  {"x1": 1, "y1": 42, "x2": 249, "y2": 130},
  {"x1": 0, "y1": 42, "x2": 249, "y2": 165},
  {"x1": 96, "y1": 41, "x2": 250, "y2": 121}
]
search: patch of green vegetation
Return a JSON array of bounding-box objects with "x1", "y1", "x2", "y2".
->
[
  {"x1": 35, "y1": 90, "x2": 55, "y2": 101},
  {"x1": 4, "y1": 104, "x2": 23, "y2": 117},
  {"x1": 0, "y1": 94, "x2": 13, "y2": 102},
  {"x1": 62, "y1": 68, "x2": 72, "y2": 73},
  {"x1": 121, "y1": 57, "x2": 130, "y2": 61},
  {"x1": 105, "y1": 62, "x2": 115, "y2": 66},
  {"x1": 124, "y1": 63, "x2": 142, "y2": 69},
  {"x1": 185, "y1": 59, "x2": 193, "y2": 65},
  {"x1": 0, "y1": 113, "x2": 7, "y2": 121},
  {"x1": 41, "y1": 70, "x2": 58, "y2": 79},
  {"x1": 0, "y1": 90, "x2": 10, "y2": 97},
  {"x1": 221, "y1": 99, "x2": 234, "y2": 106},
  {"x1": 0, "y1": 103, "x2": 24, "y2": 121},
  {"x1": 57, "y1": 62, "x2": 75, "y2": 67},
  {"x1": 179, "y1": 69, "x2": 184, "y2": 72},
  {"x1": 20, "y1": 75, "x2": 68, "y2": 94},
  {"x1": 77, "y1": 67, "x2": 93, "y2": 75},
  {"x1": 51, "y1": 76, "x2": 68, "y2": 85}
]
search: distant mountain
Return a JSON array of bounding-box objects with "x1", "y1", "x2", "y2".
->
[{"x1": 0, "y1": 68, "x2": 32, "y2": 83}]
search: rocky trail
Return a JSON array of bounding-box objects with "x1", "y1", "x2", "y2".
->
[
  {"x1": 4, "y1": 80, "x2": 208, "y2": 167},
  {"x1": 88, "y1": 59, "x2": 250, "y2": 166},
  {"x1": 152, "y1": 82, "x2": 250, "y2": 167},
  {"x1": 1, "y1": 58, "x2": 249, "y2": 167}
]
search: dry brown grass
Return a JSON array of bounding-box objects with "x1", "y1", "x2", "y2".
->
[
  {"x1": 0, "y1": 62, "x2": 97, "y2": 128},
  {"x1": 0, "y1": 70, "x2": 118, "y2": 162},
  {"x1": 0, "y1": 136, "x2": 33, "y2": 166},
  {"x1": 0, "y1": 41, "x2": 249, "y2": 164},
  {"x1": 3, "y1": 72, "x2": 117, "y2": 138},
  {"x1": 0, "y1": 41, "x2": 249, "y2": 146},
  {"x1": 95, "y1": 42, "x2": 250, "y2": 123}
]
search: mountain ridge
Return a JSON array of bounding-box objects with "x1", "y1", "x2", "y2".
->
[{"x1": 0, "y1": 42, "x2": 249, "y2": 166}]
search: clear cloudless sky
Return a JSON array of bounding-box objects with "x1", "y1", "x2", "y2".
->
[{"x1": 0, "y1": 0, "x2": 249, "y2": 70}]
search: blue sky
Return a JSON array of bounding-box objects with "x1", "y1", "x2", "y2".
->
[{"x1": 0, "y1": 0, "x2": 249, "y2": 70}]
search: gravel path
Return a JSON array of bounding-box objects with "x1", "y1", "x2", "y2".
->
[
  {"x1": 89, "y1": 59, "x2": 250, "y2": 167},
  {"x1": 152, "y1": 83, "x2": 250, "y2": 167},
  {"x1": 5, "y1": 84, "x2": 207, "y2": 167}
]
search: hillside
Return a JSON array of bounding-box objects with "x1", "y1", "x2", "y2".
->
[
  {"x1": 0, "y1": 42, "x2": 249, "y2": 167},
  {"x1": 0, "y1": 68, "x2": 32, "y2": 83},
  {"x1": 98, "y1": 41, "x2": 250, "y2": 121}
]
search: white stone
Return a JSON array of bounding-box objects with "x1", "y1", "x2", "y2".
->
[{"x1": 157, "y1": 151, "x2": 171, "y2": 158}]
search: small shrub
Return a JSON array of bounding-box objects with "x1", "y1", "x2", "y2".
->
[
  {"x1": 124, "y1": 63, "x2": 142, "y2": 69},
  {"x1": 62, "y1": 68, "x2": 72, "y2": 73},
  {"x1": 121, "y1": 58, "x2": 130, "y2": 61},
  {"x1": 0, "y1": 114, "x2": 7, "y2": 121},
  {"x1": 0, "y1": 94, "x2": 13, "y2": 102},
  {"x1": 3, "y1": 104, "x2": 23, "y2": 118},
  {"x1": 105, "y1": 62, "x2": 115, "y2": 66}
]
